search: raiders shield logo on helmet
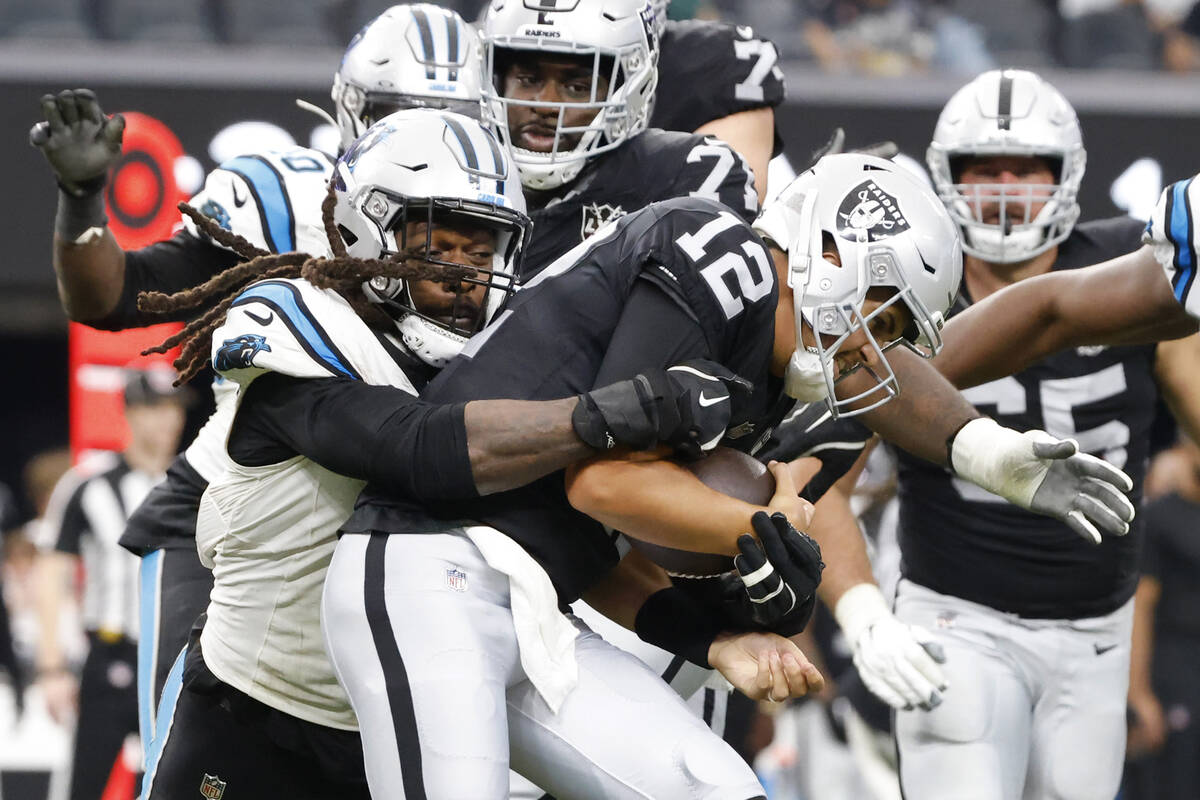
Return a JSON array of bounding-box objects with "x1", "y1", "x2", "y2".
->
[
  {"x1": 837, "y1": 181, "x2": 911, "y2": 242},
  {"x1": 581, "y1": 202, "x2": 626, "y2": 239}
]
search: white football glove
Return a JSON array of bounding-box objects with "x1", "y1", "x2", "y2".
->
[
  {"x1": 950, "y1": 417, "x2": 1135, "y2": 544},
  {"x1": 835, "y1": 583, "x2": 948, "y2": 711}
]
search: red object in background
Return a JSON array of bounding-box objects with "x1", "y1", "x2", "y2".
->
[{"x1": 69, "y1": 111, "x2": 187, "y2": 460}]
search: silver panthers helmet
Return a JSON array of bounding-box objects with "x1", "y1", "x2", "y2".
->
[
  {"x1": 333, "y1": 109, "x2": 531, "y2": 367},
  {"x1": 480, "y1": 0, "x2": 659, "y2": 191},
  {"x1": 927, "y1": 69, "x2": 1086, "y2": 264},
  {"x1": 755, "y1": 153, "x2": 963, "y2": 417},
  {"x1": 333, "y1": 4, "x2": 484, "y2": 151}
]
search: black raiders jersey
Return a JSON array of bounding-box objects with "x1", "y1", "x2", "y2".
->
[
  {"x1": 653, "y1": 19, "x2": 785, "y2": 152},
  {"x1": 520, "y1": 127, "x2": 760, "y2": 279},
  {"x1": 344, "y1": 196, "x2": 786, "y2": 604},
  {"x1": 896, "y1": 217, "x2": 1156, "y2": 619}
]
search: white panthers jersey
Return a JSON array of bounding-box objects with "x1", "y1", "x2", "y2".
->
[
  {"x1": 181, "y1": 146, "x2": 336, "y2": 484},
  {"x1": 197, "y1": 277, "x2": 418, "y2": 730},
  {"x1": 1145, "y1": 174, "x2": 1200, "y2": 321}
]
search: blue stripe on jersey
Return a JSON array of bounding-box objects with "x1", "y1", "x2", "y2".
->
[
  {"x1": 1169, "y1": 178, "x2": 1197, "y2": 303},
  {"x1": 232, "y1": 281, "x2": 360, "y2": 380},
  {"x1": 222, "y1": 156, "x2": 296, "y2": 253},
  {"x1": 140, "y1": 645, "x2": 187, "y2": 800},
  {"x1": 137, "y1": 550, "x2": 164, "y2": 763}
]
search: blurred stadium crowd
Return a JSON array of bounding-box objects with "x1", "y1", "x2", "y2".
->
[
  {"x1": 1, "y1": 0, "x2": 1200, "y2": 72},
  {"x1": 2, "y1": 1, "x2": 1200, "y2": 799}
]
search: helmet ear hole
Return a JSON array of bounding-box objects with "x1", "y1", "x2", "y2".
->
[{"x1": 338, "y1": 224, "x2": 359, "y2": 247}]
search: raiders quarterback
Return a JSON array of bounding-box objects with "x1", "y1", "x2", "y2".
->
[
  {"x1": 478, "y1": 0, "x2": 761, "y2": 279},
  {"x1": 877, "y1": 71, "x2": 1200, "y2": 800},
  {"x1": 321, "y1": 150, "x2": 1136, "y2": 799}
]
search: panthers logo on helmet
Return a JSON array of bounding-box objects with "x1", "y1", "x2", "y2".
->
[
  {"x1": 215, "y1": 334, "x2": 271, "y2": 372},
  {"x1": 199, "y1": 198, "x2": 232, "y2": 232},
  {"x1": 837, "y1": 181, "x2": 911, "y2": 242}
]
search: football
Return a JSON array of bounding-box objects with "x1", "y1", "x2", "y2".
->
[{"x1": 626, "y1": 447, "x2": 776, "y2": 577}]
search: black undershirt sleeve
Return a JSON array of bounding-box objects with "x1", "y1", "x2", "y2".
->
[
  {"x1": 227, "y1": 373, "x2": 478, "y2": 500},
  {"x1": 591, "y1": 277, "x2": 711, "y2": 388},
  {"x1": 90, "y1": 232, "x2": 240, "y2": 331}
]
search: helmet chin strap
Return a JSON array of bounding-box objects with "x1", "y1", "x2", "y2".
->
[{"x1": 784, "y1": 348, "x2": 832, "y2": 403}]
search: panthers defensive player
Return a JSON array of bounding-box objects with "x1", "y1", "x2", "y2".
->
[
  {"x1": 324, "y1": 152, "x2": 1135, "y2": 799},
  {"x1": 879, "y1": 70, "x2": 1200, "y2": 800},
  {"x1": 479, "y1": 0, "x2": 760, "y2": 279},
  {"x1": 29, "y1": 3, "x2": 488, "y2": 755},
  {"x1": 647, "y1": 0, "x2": 785, "y2": 202}
]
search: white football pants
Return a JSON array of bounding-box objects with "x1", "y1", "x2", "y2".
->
[
  {"x1": 893, "y1": 580, "x2": 1133, "y2": 800},
  {"x1": 322, "y1": 531, "x2": 764, "y2": 800}
]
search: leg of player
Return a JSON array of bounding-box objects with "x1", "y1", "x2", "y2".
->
[
  {"x1": 136, "y1": 547, "x2": 212, "y2": 758},
  {"x1": 1021, "y1": 598, "x2": 1133, "y2": 800},
  {"x1": 323, "y1": 533, "x2": 523, "y2": 799},
  {"x1": 141, "y1": 643, "x2": 370, "y2": 800},
  {"x1": 891, "y1": 581, "x2": 1033, "y2": 800},
  {"x1": 506, "y1": 627, "x2": 764, "y2": 800}
]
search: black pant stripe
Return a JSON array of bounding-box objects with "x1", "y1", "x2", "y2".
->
[{"x1": 363, "y1": 533, "x2": 428, "y2": 800}]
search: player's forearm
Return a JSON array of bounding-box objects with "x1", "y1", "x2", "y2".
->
[
  {"x1": 566, "y1": 456, "x2": 763, "y2": 555},
  {"x1": 52, "y1": 219, "x2": 126, "y2": 322},
  {"x1": 807, "y1": 483, "x2": 877, "y2": 609},
  {"x1": 464, "y1": 398, "x2": 595, "y2": 495},
  {"x1": 935, "y1": 248, "x2": 1196, "y2": 389},
  {"x1": 854, "y1": 348, "x2": 979, "y2": 467},
  {"x1": 1153, "y1": 334, "x2": 1200, "y2": 445}
]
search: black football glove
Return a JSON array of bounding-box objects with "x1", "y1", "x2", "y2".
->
[
  {"x1": 573, "y1": 359, "x2": 753, "y2": 459},
  {"x1": 727, "y1": 511, "x2": 824, "y2": 637},
  {"x1": 30, "y1": 89, "x2": 125, "y2": 196}
]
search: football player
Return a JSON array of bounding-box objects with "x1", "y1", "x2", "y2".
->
[
  {"x1": 140, "y1": 110, "x2": 814, "y2": 799},
  {"x1": 478, "y1": 0, "x2": 761, "y2": 279},
  {"x1": 322, "y1": 151, "x2": 1135, "y2": 799},
  {"x1": 28, "y1": 3, "x2": 489, "y2": 755},
  {"x1": 876, "y1": 71, "x2": 1200, "y2": 799}
]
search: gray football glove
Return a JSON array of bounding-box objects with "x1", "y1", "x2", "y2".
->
[
  {"x1": 950, "y1": 417, "x2": 1135, "y2": 544},
  {"x1": 30, "y1": 89, "x2": 125, "y2": 196}
]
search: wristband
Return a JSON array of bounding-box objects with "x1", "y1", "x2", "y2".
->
[
  {"x1": 572, "y1": 378, "x2": 658, "y2": 451},
  {"x1": 634, "y1": 586, "x2": 723, "y2": 668},
  {"x1": 944, "y1": 415, "x2": 979, "y2": 473},
  {"x1": 55, "y1": 186, "x2": 108, "y2": 242},
  {"x1": 832, "y1": 582, "x2": 890, "y2": 645}
]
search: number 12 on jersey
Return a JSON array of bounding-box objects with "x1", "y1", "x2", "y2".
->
[{"x1": 675, "y1": 210, "x2": 774, "y2": 320}]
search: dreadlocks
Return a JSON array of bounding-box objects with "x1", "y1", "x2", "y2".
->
[{"x1": 140, "y1": 184, "x2": 473, "y2": 385}]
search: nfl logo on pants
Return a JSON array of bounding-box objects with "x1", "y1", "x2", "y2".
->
[
  {"x1": 200, "y1": 774, "x2": 227, "y2": 799},
  {"x1": 446, "y1": 567, "x2": 468, "y2": 592}
]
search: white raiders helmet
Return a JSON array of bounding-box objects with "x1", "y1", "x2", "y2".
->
[
  {"x1": 927, "y1": 69, "x2": 1086, "y2": 264},
  {"x1": 332, "y1": 4, "x2": 484, "y2": 152},
  {"x1": 333, "y1": 109, "x2": 532, "y2": 367},
  {"x1": 755, "y1": 153, "x2": 963, "y2": 417},
  {"x1": 480, "y1": 0, "x2": 659, "y2": 191}
]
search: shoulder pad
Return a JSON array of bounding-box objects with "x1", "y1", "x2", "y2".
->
[
  {"x1": 184, "y1": 147, "x2": 336, "y2": 258},
  {"x1": 1144, "y1": 175, "x2": 1200, "y2": 318},
  {"x1": 210, "y1": 278, "x2": 366, "y2": 384}
]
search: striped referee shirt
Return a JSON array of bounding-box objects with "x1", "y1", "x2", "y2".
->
[{"x1": 53, "y1": 455, "x2": 161, "y2": 641}]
